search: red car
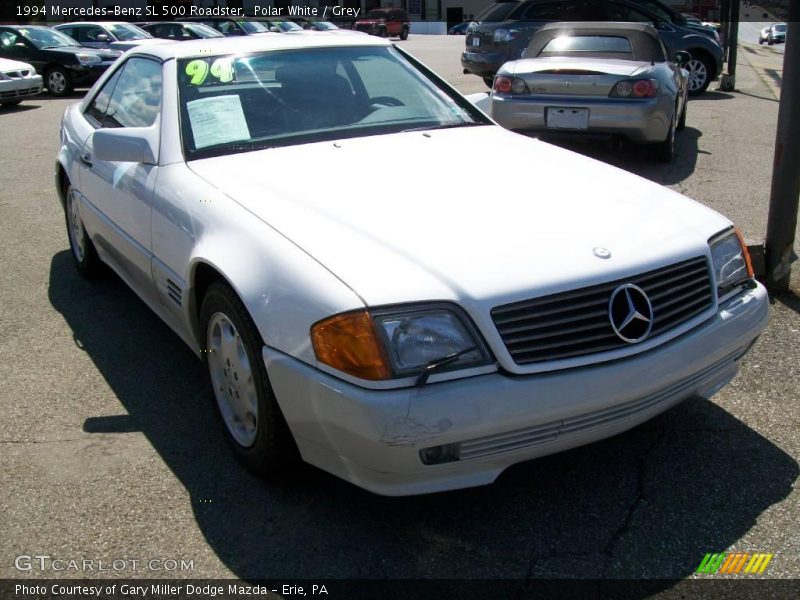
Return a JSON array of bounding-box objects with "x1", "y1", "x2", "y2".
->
[{"x1": 354, "y1": 8, "x2": 409, "y2": 39}]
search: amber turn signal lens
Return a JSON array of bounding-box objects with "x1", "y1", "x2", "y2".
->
[
  {"x1": 311, "y1": 311, "x2": 392, "y2": 380},
  {"x1": 735, "y1": 227, "x2": 754, "y2": 278}
]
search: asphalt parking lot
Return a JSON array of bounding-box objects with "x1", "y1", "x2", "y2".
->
[{"x1": 0, "y1": 30, "x2": 798, "y2": 591}]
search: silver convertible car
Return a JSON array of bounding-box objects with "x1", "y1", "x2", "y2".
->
[
  {"x1": 489, "y1": 22, "x2": 689, "y2": 162},
  {"x1": 56, "y1": 34, "x2": 768, "y2": 496}
]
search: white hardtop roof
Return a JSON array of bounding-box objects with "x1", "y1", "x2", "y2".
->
[
  {"x1": 56, "y1": 22, "x2": 133, "y2": 27},
  {"x1": 128, "y1": 32, "x2": 391, "y2": 61}
]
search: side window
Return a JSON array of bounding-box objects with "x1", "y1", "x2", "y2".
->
[
  {"x1": 85, "y1": 67, "x2": 124, "y2": 126},
  {"x1": 103, "y1": 58, "x2": 162, "y2": 128},
  {"x1": 70, "y1": 26, "x2": 89, "y2": 42},
  {"x1": 58, "y1": 27, "x2": 75, "y2": 39},
  {"x1": 523, "y1": 1, "x2": 599, "y2": 21},
  {"x1": 85, "y1": 26, "x2": 107, "y2": 42},
  {"x1": 603, "y1": 2, "x2": 654, "y2": 23},
  {"x1": 0, "y1": 30, "x2": 19, "y2": 47}
]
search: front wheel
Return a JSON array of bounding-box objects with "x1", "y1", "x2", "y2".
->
[
  {"x1": 45, "y1": 67, "x2": 73, "y2": 97},
  {"x1": 200, "y1": 282, "x2": 297, "y2": 475},
  {"x1": 377, "y1": 27, "x2": 387, "y2": 38},
  {"x1": 685, "y1": 54, "x2": 714, "y2": 96},
  {"x1": 483, "y1": 76, "x2": 494, "y2": 89},
  {"x1": 400, "y1": 26, "x2": 409, "y2": 40}
]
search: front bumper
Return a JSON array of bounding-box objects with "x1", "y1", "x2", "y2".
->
[
  {"x1": 490, "y1": 94, "x2": 673, "y2": 143},
  {"x1": 265, "y1": 283, "x2": 768, "y2": 496},
  {"x1": 0, "y1": 74, "x2": 42, "y2": 102}
]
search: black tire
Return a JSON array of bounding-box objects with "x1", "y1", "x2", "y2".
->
[
  {"x1": 64, "y1": 183, "x2": 103, "y2": 277},
  {"x1": 768, "y1": 38, "x2": 774, "y2": 46},
  {"x1": 1, "y1": 100, "x2": 22, "y2": 107},
  {"x1": 483, "y1": 76, "x2": 494, "y2": 89},
  {"x1": 400, "y1": 26, "x2": 409, "y2": 41},
  {"x1": 45, "y1": 66, "x2": 74, "y2": 97},
  {"x1": 686, "y1": 53, "x2": 714, "y2": 96},
  {"x1": 654, "y1": 110, "x2": 677, "y2": 163},
  {"x1": 677, "y1": 99, "x2": 687, "y2": 131},
  {"x1": 200, "y1": 281, "x2": 298, "y2": 475},
  {"x1": 378, "y1": 27, "x2": 387, "y2": 38}
]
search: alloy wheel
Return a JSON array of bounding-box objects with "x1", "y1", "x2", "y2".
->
[
  {"x1": 66, "y1": 189, "x2": 86, "y2": 262},
  {"x1": 686, "y1": 59, "x2": 708, "y2": 93},
  {"x1": 48, "y1": 71, "x2": 66, "y2": 95},
  {"x1": 206, "y1": 312, "x2": 259, "y2": 448}
]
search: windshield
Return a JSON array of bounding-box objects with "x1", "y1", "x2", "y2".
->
[
  {"x1": 311, "y1": 21, "x2": 338, "y2": 31},
  {"x1": 106, "y1": 23, "x2": 151, "y2": 41},
  {"x1": 18, "y1": 27, "x2": 79, "y2": 49},
  {"x1": 240, "y1": 20, "x2": 270, "y2": 33},
  {"x1": 365, "y1": 10, "x2": 390, "y2": 19},
  {"x1": 186, "y1": 23, "x2": 224, "y2": 38},
  {"x1": 268, "y1": 19, "x2": 303, "y2": 32},
  {"x1": 178, "y1": 46, "x2": 484, "y2": 160},
  {"x1": 774, "y1": 24, "x2": 786, "y2": 32}
]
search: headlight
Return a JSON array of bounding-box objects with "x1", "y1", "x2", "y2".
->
[
  {"x1": 710, "y1": 228, "x2": 753, "y2": 297},
  {"x1": 76, "y1": 53, "x2": 102, "y2": 65},
  {"x1": 493, "y1": 28, "x2": 518, "y2": 43},
  {"x1": 311, "y1": 305, "x2": 490, "y2": 381}
]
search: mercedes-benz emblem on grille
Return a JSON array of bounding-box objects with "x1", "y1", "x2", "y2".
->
[{"x1": 608, "y1": 284, "x2": 653, "y2": 343}]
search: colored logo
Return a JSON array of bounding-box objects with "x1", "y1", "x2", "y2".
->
[{"x1": 696, "y1": 552, "x2": 773, "y2": 575}]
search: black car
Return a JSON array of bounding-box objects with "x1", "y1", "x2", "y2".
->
[
  {"x1": 0, "y1": 25, "x2": 119, "y2": 96},
  {"x1": 462, "y1": 0, "x2": 723, "y2": 95},
  {"x1": 137, "y1": 21, "x2": 224, "y2": 40}
]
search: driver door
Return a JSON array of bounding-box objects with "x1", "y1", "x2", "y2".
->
[{"x1": 76, "y1": 56, "x2": 162, "y2": 297}]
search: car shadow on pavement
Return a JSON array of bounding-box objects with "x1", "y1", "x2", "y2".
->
[
  {"x1": 542, "y1": 127, "x2": 701, "y2": 187},
  {"x1": 48, "y1": 250, "x2": 798, "y2": 589},
  {"x1": 0, "y1": 103, "x2": 39, "y2": 114}
]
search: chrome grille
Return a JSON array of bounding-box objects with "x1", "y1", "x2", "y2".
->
[{"x1": 492, "y1": 257, "x2": 713, "y2": 365}]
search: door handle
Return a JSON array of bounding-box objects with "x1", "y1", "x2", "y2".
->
[{"x1": 79, "y1": 153, "x2": 92, "y2": 168}]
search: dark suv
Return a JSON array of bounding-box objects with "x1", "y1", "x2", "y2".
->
[
  {"x1": 354, "y1": 8, "x2": 410, "y2": 40},
  {"x1": 462, "y1": 0, "x2": 723, "y2": 95}
]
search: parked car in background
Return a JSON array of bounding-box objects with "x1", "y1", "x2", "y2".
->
[
  {"x1": 489, "y1": 23, "x2": 689, "y2": 162},
  {"x1": 462, "y1": 0, "x2": 723, "y2": 95},
  {"x1": 54, "y1": 22, "x2": 165, "y2": 52},
  {"x1": 250, "y1": 18, "x2": 305, "y2": 33},
  {"x1": 758, "y1": 26, "x2": 771, "y2": 44},
  {"x1": 177, "y1": 17, "x2": 273, "y2": 36},
  {"x1": 354, "y1": 8, "x2": 410, "y2": 39},
  {"x1": 289, "y1": 18, "x2": 365, "y2": 35},
  {"x1": 448, "y1": 21, "x2": 470, "y2": 35},
  {"x1": 763, "y1": 23, "x2": 786, "y2": 45},
  {"x1": 0, "y1": 57, "x2": 42, "y2": 107},
  {"x1": 138, "y1": 21, "x2": 224, "y2": 41},
  {"x1": 56, "y1": 34, "x2": 767, "y2": 496},
  {"x1": 0, "y1": 25, "x2": 119, "y2": 96}
]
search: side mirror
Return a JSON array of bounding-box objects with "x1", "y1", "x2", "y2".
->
[
  {"x1": 675, "y1": 51, "x2": 692, "y2": 67},
  {"x1": 96, "y1": 33, "x2": 110, "y2": 42},
  {"x1": 93, "y1": 126, "x2": 159, "y2": 164}
]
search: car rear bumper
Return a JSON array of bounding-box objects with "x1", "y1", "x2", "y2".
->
[
  {"x1": 461, "y1": 50, "x2": 506, "y2": 77},
  {"x1": 490, "y1": 94, "x2": 674, "y2": 143},
  {"x1": 0, "y1": 74, "x2": 42, "y2": 101},
  {"x1": 264, "y1": 283, "x2": 769, "y2": 496}
]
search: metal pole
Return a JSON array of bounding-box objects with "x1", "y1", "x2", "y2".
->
[
  {"x1": 725, "y1": 0, "x2": 740, "y2": 83},
  {"x1": 765, "y1": 5, "x2": 800, "y2": 290},
  {"x1": 720, "y1": 0, "x2": 731, "y2": 55}
]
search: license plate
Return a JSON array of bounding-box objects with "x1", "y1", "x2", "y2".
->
[
  {"x1": 471, "y1": 36, "x2": 480, "y2": 48},
  {"x1": 546, "y1": 107, "x2": 589, "y2": 130}
]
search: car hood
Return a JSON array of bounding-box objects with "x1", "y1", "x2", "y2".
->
[
  {"x1": 0, "y1": 57, "x2": 34, "y2": 71},
  {"x1": 505, "y1": 57, "x2": 651, "y2": 77},
  {"x1": 188, "y1": 126, "x2": 730, "y2": 308}
]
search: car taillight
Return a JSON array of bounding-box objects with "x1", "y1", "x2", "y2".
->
[
  {"x1": 493, "y1": 75, "x2": 528, "y2": 94},
  {"x1": 610, "y1": 79, "x2": 659, "y2": 98}
]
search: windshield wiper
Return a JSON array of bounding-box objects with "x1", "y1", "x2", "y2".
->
[
  {"x1": 415, "y1": 346, "x2": 477, "y2": 387},
  {"x1": 401, "y1": 122, "x2": 485, "y2": 134}
]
